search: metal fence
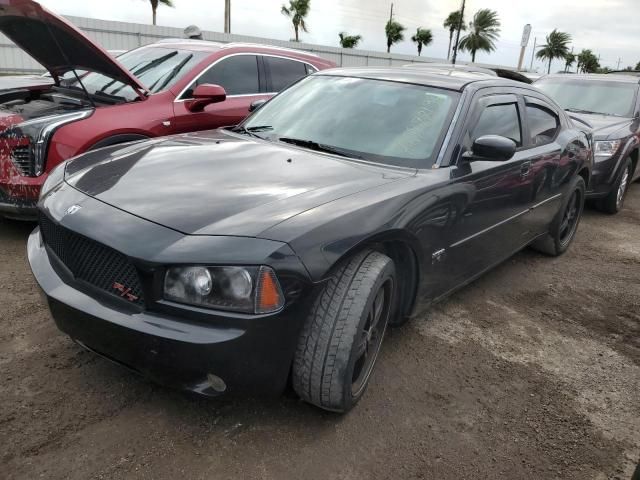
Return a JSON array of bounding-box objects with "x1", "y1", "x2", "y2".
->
[{"x1": 0, "y1": 15, "x2": 514, "y2": 74}]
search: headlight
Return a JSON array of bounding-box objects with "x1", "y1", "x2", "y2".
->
[
  {"x1": 39, "y1": 161, "x2": 67, "y2": 199},
  {"x1": 594, "y1": 139, "x2": 622, "y2": 161},
  {"x1": 164, "y1": 265, "x2": 284, "y2": 314},
  {"x1": 1, "y1": 110, "x2": 92, "y2": 176}
]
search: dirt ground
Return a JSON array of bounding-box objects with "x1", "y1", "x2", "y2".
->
[{"x1": 1, "y1": 185, "x2": 639, "y2": 480}]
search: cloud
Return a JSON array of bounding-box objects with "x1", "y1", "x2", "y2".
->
[{"x1": 39, "y1": 0, "x2": 640, "y2": 71}]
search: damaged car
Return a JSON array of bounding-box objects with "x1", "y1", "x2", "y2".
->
[
  {"x1": 0, "y1": 0, "x2": 333, "y2": 219},
  {"x1": 29, "y1": 67, "x2": 592, "y2": 412}
]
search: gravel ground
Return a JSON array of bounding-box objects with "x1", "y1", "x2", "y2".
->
[{"x1": 1, "y1": 185, "x2": 639, "y2": 480}]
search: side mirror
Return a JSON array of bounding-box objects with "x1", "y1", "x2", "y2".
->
[
  {"x1": 465, "y1": 135, "x2": 516, "y2": 162},
  {"x1": 186, "y1": 84, "x2": 226, "y2": 112},
  {"x1": 249, "y1": 99, "x2": 267, "y2": 112}
]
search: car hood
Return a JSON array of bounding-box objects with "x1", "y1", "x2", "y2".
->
[
  {"x1": 0, "y1": 0, "x2": 145, "y2": 93},
  {"x1": 568, "y1": 112, "x2": 634, "y2": 138},
  {"x1": 64, "y1": 130, "x2": 414, "y2": 237}
]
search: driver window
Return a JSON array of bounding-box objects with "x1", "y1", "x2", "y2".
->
[
  {"x1": 471, "y1": 103, "x2": 522, "y2": 147},
  {"x1": 182, "y1": 55, "x2": 259, "y2": 98}
]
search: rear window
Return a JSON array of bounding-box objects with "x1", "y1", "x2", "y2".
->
[{"x1": 535, "y1": 78, "x2": 638, "y2": 117}]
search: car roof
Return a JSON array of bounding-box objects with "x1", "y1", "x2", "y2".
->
[
  {"x1": 316, "y1": 67, "x2": 534, "y2": 92},
  {"x1": 540, "y1": 73, "x2": 640, "y2": 84},
  {"x1": 152, "y1": 38, "x2": 327, "y2": 60}
]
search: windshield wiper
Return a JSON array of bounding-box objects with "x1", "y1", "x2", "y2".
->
[
  {"x1": 278, "y1": 137, "x2": 363, "y2": 159},
  {"x1": 155, "y1": 54, "x2": 193, "y2": 92},
  {"x1": 231, "y1": 125, "x2": 273, "y2": 138},
  {"x1": 565, "y1": 108, "x2": 601, "y2": 115}
]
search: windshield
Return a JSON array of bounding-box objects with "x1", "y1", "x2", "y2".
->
[
  {"x1": 64, "y1": 47, "x2": 207, "y2": 101},
  {"x1": 242, "y1": 75, "x2": 460, "y2": 168},
  {"x1": 535, "y1": 78, "x2": 638, "y2": 117}
]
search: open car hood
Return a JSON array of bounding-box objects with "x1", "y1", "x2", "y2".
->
[{"x1": 0, "y1": 0, "x2": 146, "y2": 94}]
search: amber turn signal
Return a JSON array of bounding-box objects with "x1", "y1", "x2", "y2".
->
[{"x1": 256, "y1": 266, "x2": 285, "y2": 314}]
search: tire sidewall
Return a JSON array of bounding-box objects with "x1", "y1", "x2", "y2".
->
[
  {"x1": 554, "y1": 176, "x2": 585, "y2": 254},
  {"x1": 340, "y1": 259, "x2": 396, "y2": 410}
]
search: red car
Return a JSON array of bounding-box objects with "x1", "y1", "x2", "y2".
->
[{"x1": 0, "y1": 0, "x2": 334, "y2": 219}]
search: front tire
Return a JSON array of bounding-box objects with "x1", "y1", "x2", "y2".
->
[
  {"x1": 531, "y1": 176, "x2": 585, "y2": 256},
  {"x1": 597, "y1": 157, "x2": 632, "y2": 214},
  {"x1": 292, "y1": 250, "x2": 395, "y2": 413}
]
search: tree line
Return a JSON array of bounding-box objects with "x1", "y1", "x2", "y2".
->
[{"x1": 147, "y1": 0, "x2": 638, "y2": 72}]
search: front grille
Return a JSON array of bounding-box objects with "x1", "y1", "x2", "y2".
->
[
  {"x1": 39, "y1": 213, "x2": 145, "y2": 306},
  {"x1": 10, "y1": 145, "x2": 36, "y2": 176}
]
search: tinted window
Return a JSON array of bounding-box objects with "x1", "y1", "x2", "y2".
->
[
  {"x1": 243, "y1": 75, "x2": 460, "y2": 168},
  {"x1": 265, "y1": 57, "x2": 308, "y2": 91},
  {"x1": 526, "y1": 103, "x2": 560, "y2": 145},
  {"x1": 472, "y1": 103, "x2": 522, "y2": 146},
  {"x1": 186, "y1": 55, "x2": 259, "y2": 97},
  {"x1": 535, "y1": 78, "x2": 638, "y2": 117}
]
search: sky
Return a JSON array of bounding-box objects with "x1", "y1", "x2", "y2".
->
[{"x1": 39, "y1": 0, "x2": 640, "y2": 73}]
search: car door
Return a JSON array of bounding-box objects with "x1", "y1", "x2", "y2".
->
[
  {"x1": 434, "y1": 92, "x2": 534, "y2": 292},
  {"x1": 171, "y1": 54, "x2": 272, "y2": 134},
  {"x1": 519, "y1": 95, "x2": 564, "y2": 236}
]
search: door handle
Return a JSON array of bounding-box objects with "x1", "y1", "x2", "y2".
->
[{"x1": 520, "y1": 161, "x2": 531, "y2": 178}]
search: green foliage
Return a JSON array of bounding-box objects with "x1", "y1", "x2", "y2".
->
[
  {"x1": 536, "y1": 29, "x2": 572, "y2": 73},
  {"x1": 564, "y1": 52, "x2": 576, "y2": 72},
  {"x1": 338, "y1": 32, "x2": 362, "y2": 49},
  {"x1": 411, "y1": 28, "x2": 433, "y2": 56},
  {"x1": 281, "y1": 0, "x2": 311, "y2": 42},
  {"x1": 443, "y1": 10, "x2": 466, "y2": 60},
  {"x1": 385, "y1": 19, "x2": 406, "y2": 53},
  {"x1": 576, "y1": 49, "x2": 600, "y2": 73},
  {"x1": 458, "y1": 9, "x2": 501, "y2": 63}
]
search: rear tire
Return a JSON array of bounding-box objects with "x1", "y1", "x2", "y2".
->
[
  {"x1": 531, "y1": 176, "x2": 585, "y2": 256},
  {"x1": 597, "y1": 157, "x2": 632, "y2": 214},
  {"x1": 292, "y1": 250, "x2": 395, "y2": 413}
]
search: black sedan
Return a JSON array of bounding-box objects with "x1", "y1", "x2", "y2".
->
[
  {"x1": 28, "y1": 68, "x2": 592, "y2": 413},
  {"x1": 536, "y1": 74, "x2": 640, "y2": 213}
]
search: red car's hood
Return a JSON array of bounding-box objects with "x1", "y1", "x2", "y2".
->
[{"x1": 0, "y1": 0, "x2": 146, "y2": 94}]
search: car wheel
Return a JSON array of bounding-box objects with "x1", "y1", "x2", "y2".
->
[
  {"x1": 598, "y1": 157, "x2": 632, "y2": 214},
  {"x1": 531, "y1": 175, "x2": 585, "y2": 256},
  {"x1": 292, "y1": 250, "x2": 396, "y2": 413}
]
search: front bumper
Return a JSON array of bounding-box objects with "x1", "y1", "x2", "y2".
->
[
  {"x1": 0, "y1": 155, "x2": 42, "y2": 219},
  {"x1": 586, "y1": 152, "x2": 626, "y2": 198},
  {"x1": 28, "y1": 227, "x2": 308, "y2": 397}
]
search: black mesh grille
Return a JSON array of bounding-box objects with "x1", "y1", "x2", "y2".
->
[
  {"x1": 11, "y1": 146, "x2": 36, "y2": 176},
  {"x1": 39, "y1": 213, "x2": 145, "y2": 306}
]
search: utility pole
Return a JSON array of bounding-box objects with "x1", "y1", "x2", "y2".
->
[
  {"x1": 451, "y1": 0, "x2": 465, "y2": 65},
  {"x1": 616, "y1": 57, "x2": 622, "y2": 69},
  {"x1": 529, "y1": 36, "x2": 537, "y2": 71},
  {"x1": 224, "y1": 0, "x2": 231, "y2": 34}
]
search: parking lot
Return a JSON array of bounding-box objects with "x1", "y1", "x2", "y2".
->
[{"x1": 0, "y1": 184, "x2": 638, "y2": 480}]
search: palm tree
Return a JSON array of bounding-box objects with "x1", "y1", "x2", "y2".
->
[
  {"x1": 338, "y1": 32, "x2": 362, "y2": 49},
  {"x1": 457, "y1": 9, "x2": 500, "y2": 63},
  {"x1": 411, "y1": 28, "x2": 433, "y2": 56},
  {"x1": 385, "y1": 19, "x2": 405, "y2": 53},
  {"x1": 564, "y1": 52, "x2": 575, "y2": 72},
  {"x1": 281, "y1": 0, "x2": 311, "y2": 42},
  {"x1": 149, "y1": 0, "x2": 173, "y2": 26},
  {"x1": 536, "y1": 29, "x2": 572, "y2": 74},
  {"x1": 635, "y1": 61, "x2": 640, "y2": 70},
  {"x1": 576, "y1": 49, "x2": 599, "y2": 73},
  {"x1": 443, "y1": 10, "x2": 466, "y2": 60}
]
